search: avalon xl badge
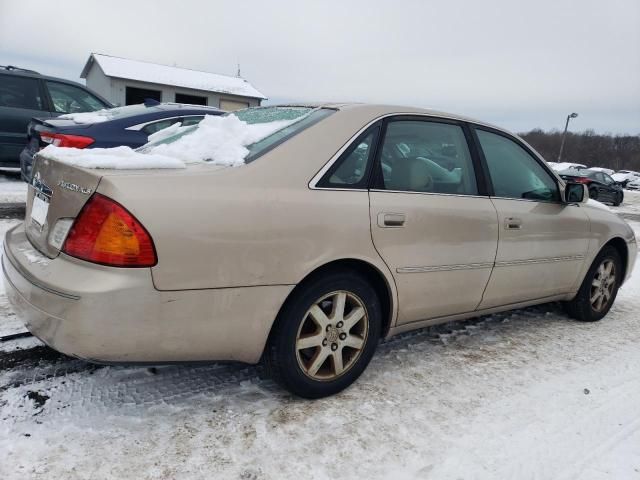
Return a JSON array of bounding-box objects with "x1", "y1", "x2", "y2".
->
[{"x1": 58, "y1": 180, "x2": 92, "y2": 195}]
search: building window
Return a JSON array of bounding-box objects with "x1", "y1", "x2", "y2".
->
[
  {"x1": 175, "y1": 93, "x2": 207, "y2": 105},
  {"x1": 125, "y1": 86, "x2": 161, "y2": 105},
  {"x1": 220, "y1": 98, "x2": 249, "y2": 111}
]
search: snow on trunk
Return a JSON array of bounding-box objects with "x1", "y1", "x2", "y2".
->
[{"x1": 39, "y1": 114, "x2": 297, "y2": 170}]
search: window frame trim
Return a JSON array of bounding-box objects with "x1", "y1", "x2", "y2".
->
[
  {"x1": 309, "y1": 113, "x2": 493, "y2": 196},
  {"x1": 470, "y1": 125, "x2": 565, "y2": 204}
]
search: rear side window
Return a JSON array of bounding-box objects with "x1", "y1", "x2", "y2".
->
[
  {"x1": 317, "y1": 127, "x2": 379, "y2": 188},
  {"x1": 46, "y1": 81, "x2": 106, "y2": 113},
  {"x1": 477, "y1": 129, "x2": 560, "y2": 202},
  {"x1": 379, "y1": 120, "x2": 478, "y2": 195},
  {"x1": 142, "y1": 118, "x2": 181, "y2": 135},
  {"x1": 181, "y1": 116, "x2": 204, "y2": 126},
  {"x1": 0, "y1": 74, "x2": 44, "y2": 110}
]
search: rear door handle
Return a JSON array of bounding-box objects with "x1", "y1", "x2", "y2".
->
[
  {"x1": 378, "y1": 212, "x2": 406, "y2": 228},
  {"x1": 504, "y1": 217, "x2": 522, "y2": 230}
]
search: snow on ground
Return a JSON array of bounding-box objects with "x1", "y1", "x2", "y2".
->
[
  {"x1": 1, "y1": 174, "x2": 640, "y2": 479},
  {"x1": 1, "y1": 272, "x2": 640, "y2": 479},
  {"x1": 616, "y1": 189, "x2": 640, "y2": 218},
  {"x1": 0, "y1": 174, "x2": 27, "y2": 204}
]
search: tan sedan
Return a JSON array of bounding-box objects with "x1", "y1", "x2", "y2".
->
[{"x1": 3, "y1": 104, "x2": 636, "y2": 398}]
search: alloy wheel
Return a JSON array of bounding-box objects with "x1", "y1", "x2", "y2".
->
[
  {"x1": 295, "y1": 290, "x2": 369, "y2": 381},
  {"x1": 590, "y1": 259, "x2": 616, "y2": 312}
]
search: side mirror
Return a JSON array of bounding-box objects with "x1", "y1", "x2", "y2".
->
[{"x1": 565, "y1": 182, "x2": 589, "y2": 204}]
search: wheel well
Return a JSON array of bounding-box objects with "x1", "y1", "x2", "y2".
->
[
  {"x1": 604, "y1": 237, "x2": 629, "y2": 280},
  {"x1": 273, "y1": 259, "x2": 394, "y2": 339}
]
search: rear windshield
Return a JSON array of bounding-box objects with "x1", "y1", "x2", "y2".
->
[{"x1": 141, "y1": 106, "x2": 334, "y2": 162}]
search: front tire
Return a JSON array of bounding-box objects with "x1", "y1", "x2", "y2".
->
[
  {"x1": 565, "y1": 246, "x2": 621, "y2": 322},
  {"x1": 613, "y1": 191, "x2": 623, "y2": 206},
  {"x1": 265, "y1": 270, "x2": 382, "y2": 398},
  {"x1": 589, "y1": 187, "x2": 598, "y2": 201}
]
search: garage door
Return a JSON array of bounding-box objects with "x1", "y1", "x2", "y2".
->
[{"x1": 219, "y1": 98, "x2": 249, "y2": 111}]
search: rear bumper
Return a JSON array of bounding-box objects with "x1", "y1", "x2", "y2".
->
[{"x1": 2, "y1": 223, "x2": 292, "y2": 364}]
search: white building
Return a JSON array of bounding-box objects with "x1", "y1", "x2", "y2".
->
[{"x1": 80, "y1": 53, "x2": 266, "y2": 111}]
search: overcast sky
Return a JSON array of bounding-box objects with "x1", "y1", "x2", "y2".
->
[{"x1": 1, "y1": 0, "x2": 638, "y2": 134}]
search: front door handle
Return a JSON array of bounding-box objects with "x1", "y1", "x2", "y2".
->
[
  {"x1": 378, "y1": 212, "x2": 406, "y2": 228},
  {"x1": 504, "y1": 217, "x2": 522, "y2": 230}
]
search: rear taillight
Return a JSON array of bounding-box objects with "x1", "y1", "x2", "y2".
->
[
  {"x1": 574, "y1": 177, "x2": 592, "y2": 184},
  {"x1": 40, "y1": 132, "x2": 95, "y2": 149},
  {"x1": 62, "y1": 193, "x2": 157, "y2": 267}
]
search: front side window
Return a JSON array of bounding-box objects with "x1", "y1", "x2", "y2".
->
[
  {"x1": 477, "y1": 129, "x2": 560, "y2": 202},
  {"x1": 46, "y1": 81, "x2": 106, "y2": 113},
  {"x1": 379, "y1": 120, "x2": 477, "y2": 195},
  {"x1": 0, "y1": 74, "x2": 44, "y2": 110}
]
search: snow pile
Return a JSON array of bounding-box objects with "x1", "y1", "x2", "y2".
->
[
  {"x1": 58, "y1": 109, "x2": 116, "y2": 124},
  {"x1": 39, "y1": 145, "x2": 185, "y2": 170},
  {"x1": 40, "y1": 114, "x2": 295, "y2": 170}
]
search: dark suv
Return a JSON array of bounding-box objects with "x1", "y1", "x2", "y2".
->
[{"x1": 0, "y1": 65, "x2": 112, "y2": 168}]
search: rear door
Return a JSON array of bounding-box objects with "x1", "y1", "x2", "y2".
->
[
  {"x1": 0, "y1": 74, "x2": 52, "y2": 165},
  {"x1": 368, "y1": 117, "x2": 499, "y2": 325},
  {"x1": 473, "y1": 128, "x2": 590, "y2": 308}
]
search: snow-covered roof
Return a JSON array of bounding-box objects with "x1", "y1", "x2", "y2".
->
[{"x1": 81, "y1": 53, "x2": 266, "y2": 100}]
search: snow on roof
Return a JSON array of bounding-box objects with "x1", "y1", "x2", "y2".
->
[{"x1": 81, "y1": 53, "x2": 266, "y2": 100}]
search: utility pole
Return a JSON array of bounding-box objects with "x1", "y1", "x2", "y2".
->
[{"x1": 557, "y1": 112, "x2": 578, "y2": 162}]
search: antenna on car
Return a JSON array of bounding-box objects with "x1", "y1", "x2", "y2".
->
[{"x1": 143, "y1": 98, "x2": 161, "y2": 107}]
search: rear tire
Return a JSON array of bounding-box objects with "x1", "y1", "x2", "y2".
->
[
  {"x1": 564, "y1": 246, "x2": 621, "y2": 322},
  {"x1": 265, "y1": 269, "x2": 382, "y2": 398},
  {"x1": 589, "y1": 187, "x2": 598, "y2": 201}
]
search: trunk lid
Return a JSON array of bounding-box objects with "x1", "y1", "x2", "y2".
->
[{"x1": 25, "y1": 154, "x2": 102, "y2": 258}]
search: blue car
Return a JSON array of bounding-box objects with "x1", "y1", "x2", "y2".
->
[{"x1": 20, "y1": 101, "x2": 223, "y2": 182}]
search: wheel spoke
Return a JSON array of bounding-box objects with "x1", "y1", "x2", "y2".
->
[
  {"x1": 343, "y1": 334, "x2": 364, "y2": 350},
  {"x1": 308, "y1": 305, "x2": 329, "y2": 329},
  {"x1": 295, "y1": 290, "x2": 369, "y2": 381},
  {"x1": 603, "y1": 261, "x2": 613, "y2": 277},
  {"x1": 592, "y1": 278, "x2": 601, "y2": 288},
  {"x1": 332, "y1": 350, "x2": 344, "y2": 375},
  {"x1": 590, "y1": 289, "x2": 602, "y2": 304},
  {"x1": 307, "y1": 348, "x2": 330, "y2": 376},
  {"x1": 296, "y1": 333, "x2": 324, "y2": 350},
  {"x1": 332, "y1": 292, "x2": 347, "y2": 321},
  {"x1": 343, "y1": 306, "x2": 365, "y2": 330}
]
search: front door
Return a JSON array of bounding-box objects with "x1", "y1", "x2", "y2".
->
[
  {"x1": 369, "y1": 118, "x2": 499, "y2": 325},
  {"x1": 0, "y1": 74, "x2": 51, "y2": 165},
  {"x1": 474, "y1": 128, "x2": 591, "y2": 308}
]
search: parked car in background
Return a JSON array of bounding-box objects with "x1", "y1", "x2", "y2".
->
[
  {"x1": 612, "y1": 170, "x2": 640, "y2": 187},
  {"x1": 589, "y1": 167, "x2": 615, "y2": 175},
  {"x1": 20, "y1": 102, "x2": 223, "y2": 182},
  {"x1": 626, "y1": 178, "x2": 640, "y2": 191},
  {"x1": 3, "y1": 104, "x2": 636, "y2": 398},
  {"x1": 558, "y1": 168, "x2": 624, "y2": 205},
  {"x1": 0, "y1": 65, "x2": 112, "y2": 169},
  {"x1": 548, "y1": 161, "x2": 587, "y2": 171}
]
